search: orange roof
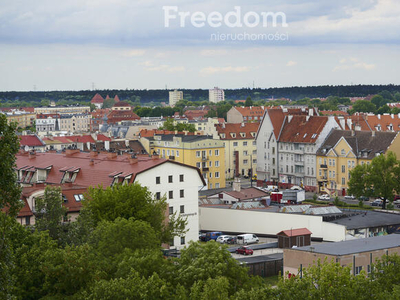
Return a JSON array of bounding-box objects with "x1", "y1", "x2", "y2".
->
[
  {"x1": 364, "y1": 114, "x2": 400, "y2": 132},
  {"x1": 16, "y1": 152, "x2": 205, "y2": 188},
  {"x1": 215, "y1": 123, "x2": 259, "y2": 140},
  {"x1": 114, "y1": 95, "x2": 120, "y2": 102},
  {"x1": 96, "y1": 134, "x2": 111, "y2": 142},
  {"x1": 277, "y1": 228, "x2": 312, "y2": 237},
  {"x1": 234, "y1": 106, "x2": 265, "y2": 118},
  {"x1": 91, "y1": 93, "x2": 104, "y2": 104},
  {"x1": 279, "y1": 116, "x2": 328, "y2": 144},
  {"x1": 106, "y1": 110, "x2": 140, "y2": 124},
  {"x1": 320, "y1": 111, "x2": 348, "y2": 116}
]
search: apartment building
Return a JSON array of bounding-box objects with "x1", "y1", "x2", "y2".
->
[
  {"x1": 169, "y1": 90, "x2": 183, "y2": 106},
  {"x1": 34, "y1": 106, "x2": 90, "y2": 115},
  {"x1": 209, "y1": 87, "x2": 225, "y2": 103},
  {"x1": 59, "y1": 114, "x2": 91, "y2": 133},
  {"x1": 316, "y1": 129, "x2": 400, "y2": 196},
  {"x1": 141, "y1": 134, "x2": 226, "y2": 189},
  {"x1": 227, "y1": 106, "x2": 266, "y2": 123},
  {"x1": 215, "y1": 122, "x2": 259, "y2": 178},
  {"x1": 3, "y1": 110, "x2": 36, "y2": 129}
]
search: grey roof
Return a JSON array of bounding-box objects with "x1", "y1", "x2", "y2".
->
[
  {"x1": 231, "y1": 201, "x2": 266, "y2": 210},
  {"x1": 294, "y1": 234, "x2": 400, "y2": 256},
  {"x1": 329, "y1": 211, "x2": 400, "y2": 229},
  {"x1": 236, "y1": 253, "x2": 283, "y2": 264},
  {"x1": 279, "y1": 205, "x2": 343, "y2": 215},
  {"x1": 317, "y1": 129, "x2": 397, "y2": 159}
]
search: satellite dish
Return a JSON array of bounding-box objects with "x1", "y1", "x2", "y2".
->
[{"x1": 24, "y1": 145, "x2": 29, "y2": 152}]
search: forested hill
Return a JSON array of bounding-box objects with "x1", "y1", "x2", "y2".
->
[{"x1": 1, "y1": 84, "x2": 399, "y2": 106}]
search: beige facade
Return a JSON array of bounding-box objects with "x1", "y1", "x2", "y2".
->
[
  {"x1": 169, "y1": 90, "x2": 183, "y2": 106},
  {"x1": 34, "y1": 106, "x2": 90, "y2": 115},
  {"x1": 59, "y1": 114, "x2": 91, "y2": 133},
  {"x1": 284, "y1": 235, "x2": 400, "y2": 276},
  {"x1": 5, "y1": 111, "x2": 36, "y2": 129},
  {"x1": 209, "y1": 87, "x2": 224, "y2": 103}
]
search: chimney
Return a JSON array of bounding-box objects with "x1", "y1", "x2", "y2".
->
[
  {"x1": 378, "y1": 114, "x2": 381, "y2": 120},
  {"x1": 89, "y1": 159, "x2": 94, "y2": 166},
  {"x1": 129, "y1": 155, "x2": 138, "y2": 164},
  {"x1": 29, "y1": 150, "x2": 36, "y2": 159},
  {"x1": 308, "y1": 108, "x2": 314, "y2": 116},
  {"x1": 339, "y1": 117, "x2": 345, "y2": 129},
  {"x1": 241, "y1": 122, "x2": 245, "y2": 127},
  {"x1": 232, "y1": 177, "x2": 241, "y2": 192},
  {"x1": 107, "y1": 151, "x2": 117, "y2": 159},
  {"x1": 306, "y1": 116, "x2": 310, "y2": 122}
]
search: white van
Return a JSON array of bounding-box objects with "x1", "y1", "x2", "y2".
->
[{"x1": 236, "y1": 234, "x2": 259, "y2": 245}]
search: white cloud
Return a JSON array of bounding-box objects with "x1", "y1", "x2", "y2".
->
[
  {"x1": 200, "y1": 66, "x2": 250, "y2": 75},
  {"x1": 200, "y1": 49, "x2": 228, "y2": 56},
  {"x1": 333, "y1": 58, "x2": 376, "y2": 72},
  {"x1": 286, "y1": 61, "x2": 297, "y2": 67},
  {"x1": 122, "y1": 49, "x2": 146, "y2": 57},
  {"x1": 140, "y1": 61, "x2": 185, "y2": 72}
]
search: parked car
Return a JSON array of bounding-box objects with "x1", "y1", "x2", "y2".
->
[
  {"x1": 371, "y1": 199, "x2": 389, "y2": 207},
  {"x1": 236, "y1": 234, "x2": 259, "y2": 245},
  {"x1": 235, "y1": 246, "x2": 253, "y2": 255},
  {"x1": 393, "y1": 199, "x2": 400, "y2": 205},
  {"x1": 199, "y1": 233, "x2": 207, "y2": 242},
  {"x1": 205, "y1": 231, "x2": 223, "y2": 241},
  {"x1": 318, "y1": 194, "x2": 330, "y2": 200},
  {"x1": 226, "y1": 236, "x2": 237, "y2": 244},
  {"x1": 358, "y1": 196, "x2": 369, "y2": 201},
  {"x1": 344, "y1": 195, "x2": 355, "y2": 200},
  {"x1": 216, "y1": 235, "x2": 231, "y2": 244}
]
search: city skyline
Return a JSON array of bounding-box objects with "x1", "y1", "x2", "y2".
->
[{"x1": 0, "y1": 0, "x2": 399, "y2": 91}]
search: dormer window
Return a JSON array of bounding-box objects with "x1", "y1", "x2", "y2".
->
[
  {"x1": 230, "y1": 133, "x2": 236, "y2": 138},
  {"x1": 221, "y1": 133, "x2": 226, "y2": 138},
  {"x1": 376, "y1": 125, "x2": 381, "y2": 131},
  {"x1": 341, "y1": 149, "x2": 345, "y2": 156}
]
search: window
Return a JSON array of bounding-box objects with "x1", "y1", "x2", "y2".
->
[
  {"x1": 355, "y1": 266, "x2": 362, "y2": 275},
  {"x1": 253, "y1": 150, "x2": 257, "y2": 155},
  {"x1": 333, "y1": 160, "x2": 336, "y2": 167},
  {"x1": 243, "y1": 141, "x2": 248, "y2": 146},
  {"x1": 215, "y1": 183, "x2": 220, "y2": 188},
  {"x1": 244, "y1": 159, "x2": 248, "y2": 165},
  {"x1": 180, "y1": 174, "x2": 184, "y2": 182},
  {"x1": 176, "y1": 150, "x2": 179, "y2": 157},
  {"x1": 342, "y1": 165, "x2": 345, "y2": 173},
  {"x1": 25, "y1": 216, "x2": 30, "y2": 225},
  {"x1": 341, "y1": 149, "x2": 345, "y2": 155},
  {"x1": 209, "y1": 172, "x2": 212, "y2": 178},
  {"x1": 180, "y1": 190, "x2": 184, "y2": 198},
  {"x1": 209, "y1": 161, "x2": 212, "y2": 167},
  {"x1": 156, "y1": 176, "x2": 161, "y2": 184},
  {"x1": 169, "y1": 206, "x2": 173, "y2": 215},
  {"x1": 253, "y1": 141, "x2": 256, "y2": 145},
  {"x1": 196, "y1": 162, "x2": 201, "y2": 168},
  {"x1": 233, "y1": 142, "x2": 238, "y2": 147},
  {"x1": 180, "y1": 205, "x2": 185, "y2": 213},
  {"x1": 215, "y1": 172, "x2": 220, "y2": 178},
  {"x1": 170, "y1": 238, "x2": 174, "y2": 247},
  {"x1": 169, "y1": 191, "x2": 173, "y2": 199},
  {"x1": 332, "y1": 171, "x2": 335, "y2": 177},
  {"x1": 196, "y1": 151, "x2": 201, "y2": 157},
  {"x1": 243, "y1": 150, "x2": 248, "y2": 156},
  {"x1": 181, "y1": 236, "x2": 185, "y2": 245},
  {"x1": 215, "y1": 150, "x2": 220, "y2": 156},
  {"x1": 215, "y1": 161, "x2": 220, "y2": 167},
  {"x1": 209, "y1": 150, "x2": 212, "y2": 156},
  {"x1": 342, "y1": 177, "x2": 345, "y2": 185},
  {"x1": 73, "y1": 194, "x2": 84, "y2": 202},
  {"x1": 168, "y1": 175, "x2": 173, "y2": 183}
]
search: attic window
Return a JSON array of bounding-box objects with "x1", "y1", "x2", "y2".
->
[
  {"x1": 240, "y1": 133, "x2": 246, "y2": 138},
  {"x1": 341, "y1": 149, "x2": 345, "y2": 155},
  {"x1": 230, "y1": 133, "x2": 236, "y2": 138},
  {"x1": 311, "y1": 134, "x2": 317, "y2": 139},
  {"x1": 221, "y1": 133, "x2": 226, "y2": 138},
  {"x1": 74, "y1": 194, "x2": 84, "y2": 201},
  {"x1": 303, "y1": 133, "x2": 307, "y2": 138}
]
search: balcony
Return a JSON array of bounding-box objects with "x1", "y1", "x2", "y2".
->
[
  {"x1": 202, "y1": 156, "x2": 209, "y2": 161},
  {"x1": 202, "y1": 167, "x2": 209, "y2": 172},
  {"x1": 320, "y1": 164, "x2": 328, "y2": 169},
  {"x1": 294, "y1": 160, "x2": 304, "y2": 166}
]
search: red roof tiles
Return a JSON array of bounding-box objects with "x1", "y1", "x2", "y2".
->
[
  {"x1": 279, "y1": 116, "x2": 328, "y2": 143},
  {"x1": 19, "y1": 135, "x2": 45, "y2": 147},
  {"x1": 277, "y1": 228, "x2": 312, "y2": 237},
  {"x1": 215, "y1": 123, "x2": 259, "y2": 140},
  {"x1": 91, "y1": 93, "x2": 105, "y2": 104}
]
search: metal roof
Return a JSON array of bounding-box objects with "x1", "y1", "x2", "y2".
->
[
  {"x1": 294, "y1": 234, "x2": 400, "y2": 256},
  {"x1": 329, "y1": 211, "x2": 400, "y2": 229},
  {"x1": 236, "y1": 253, "x2": 283, "y2": 264}
]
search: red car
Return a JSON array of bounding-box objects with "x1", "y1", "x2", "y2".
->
[{"x1": 235, "y1": 246, "x2": 253, "y2": 255}]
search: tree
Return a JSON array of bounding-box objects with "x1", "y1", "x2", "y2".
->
[
  {"x1": 244, "y1": 96, "x2": 253, "y2": 107},
  {"x1": 348, "y1": 152, "x2": 400, "y2": 209},
  {"x1": 350, "y1": 100, "x2": 376, "y2": 113},
  {"x1": 83, "y1": 183, "x2": 187, "y2": 243},
  {"x1": 102, "y1": 98, "x2": 115, "y2": 109},
  {"x1": 34, "y1": 186, "x2": 68, "y2": 242},
  {"x1": 0, "y1": 114, "x2": 22, "y2": 298}
]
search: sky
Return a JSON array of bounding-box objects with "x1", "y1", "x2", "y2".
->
[{"x1": 0, "y1": 0, "x2": 399, "y2": 91}]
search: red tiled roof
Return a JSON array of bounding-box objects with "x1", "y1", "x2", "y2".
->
[
  {"x1": 42, "y1": 136, "x2": 74, "y2": 144},
  {"x1": 105, "y1": 95, "x2": 110, "y2": 100},
  {"x1": 21, "y1": 107, "x2": 35, "y2": 113},
  {"x1": 19, "y1": 135, "x2": 45, "y2": 147},
  {"x1": 320, "y1": 111, "x2": 348, "y2": 116},
  {"x1": 113, "y1": 101, "x2": 131, "y2": 107},
  {"x1": 364, "y1": 114, "x2": 400, "y2": 132},
  {"x1": 91, "y1": 93, "x2": 104, "y2": 104},
  {"x1": 277, "y1": 228, "x2": 312, "y2": 237},
  {"x1": 69, "y1": 135, "x2": 96, "y2": 144},
  {"x1": 279, "y1": 116, "x2": 328, "y2": 144},
  {"x1": 114, "y1": 95, "x2": 120, "y2": 102},
  {"x1": 96, "y1": 134, "x2": 111, "y2": 142},
  {"x1": 107, "y1": 110, "x2": 140, "y2": 124},
  {"x1": 184, "y1": 110, "x2": 209, "y2": 120},
  {"x1": 16, "y1": 152, "x2": 206, "y2": 188},
  {"x1": 233, "y1": 106, "x2": 266, "y2": 118},
  {"x1": 215, "y1": 123, "x2": 259, "y2": 140},
  {"x1": 37, "y1": 113, "x2": 60, "y2": 119}
]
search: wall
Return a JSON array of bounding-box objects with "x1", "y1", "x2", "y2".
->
[{"x1": 199, "y1": 207, "x2": 346, "y2": 241}]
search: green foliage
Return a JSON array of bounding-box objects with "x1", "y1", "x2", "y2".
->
[
  {"x1": 159, "y1": 118, "x2": 196, "y2": 132},
  {"x1": 245, "y1": 96, "x2": 253, "y2": 107},
  {"x1": 351, "y1": 100, "x2": 377, "y2": 113},
  {"x1": 348, "y1": 152, "x2": 400, "y2": 209},
  {"x1": 83, "y1": 183, "x2": 187, "y2": 243},
  {"x1": 102, "y1": 98, "x2": 115, "y2": 109},
  {"x1": 34, "y1": 186, "x2": 68, "y2": 242}
]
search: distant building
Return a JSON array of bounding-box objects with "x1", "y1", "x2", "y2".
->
[
  {"x1": 35, "y1": 106, "x2": 90, "y2": 115},
  {"x1": 2, "y1": 109, "x2": 36, "y2": 129},
  {"x1": 91, "y1": 93, "x2": 105, "y2": 109},
  {"x1": 227, "y1": 106, "x2": 266, "y2": 123},
  {"x1": 169, "y1": 90, "x2": 183, "y2": 106},
  {"x1": 209, "y1": 87, "x2": 225, "y2": 103}
]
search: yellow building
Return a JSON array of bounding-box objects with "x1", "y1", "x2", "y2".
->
[
  {"x1": 141, "y1": 134, "x2": 226, "y2": 189},
  {"x1": 316, "y1": 130, "x2": 400, "y2": 196},
  {"x1": 4, "y1": 111, "x2": 36, "y2": 129}
]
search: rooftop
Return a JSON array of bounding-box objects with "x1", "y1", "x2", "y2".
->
[
  {"x1": 329, "y1": 211, "x2": 400, "y2": 230},
  {"x1": 294, "y1": 234, "x2": 400, "y2": 256}
]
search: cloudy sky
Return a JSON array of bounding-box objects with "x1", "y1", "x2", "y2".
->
[{"x1": 0, "y1": 0, "x2": 399, "y2": 91}]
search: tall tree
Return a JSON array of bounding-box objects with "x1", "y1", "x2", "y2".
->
[
  {"x1": 245, "y1": 96, "x2": 253, "y2": 107},
  {"x1": 0, "y1": 114, "x2": 22, "y2": 298},
  {"x1": 348, "y1": 152, "x2": 400, "y2": 209}
]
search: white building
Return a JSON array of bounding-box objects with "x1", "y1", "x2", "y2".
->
[
  {"x1": 169, "y1": 90, "x2": 184, "y2": 106},
  {"x1": 209, "y1": 87, "x2": 225, "y2": 103}
]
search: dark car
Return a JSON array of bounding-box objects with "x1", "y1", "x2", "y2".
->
[
  {"x1": 358, "y1": 196, "x2": 369, "y2": 201},
  {"x1": 226, "y1": 236, "x2": 237, "y2": 244},
  {"x1": 199, "y1": 233, "x2": 207, "y2": 242},
  {"x1": 235, "y1": 246, "x2": 253, "y2": 255}
]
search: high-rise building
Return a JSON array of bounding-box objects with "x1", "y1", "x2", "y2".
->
[
  {"x1": 169, "y1": 90, "x2": 183, "y2": 106},
  {"x1": 209, "y1": 87, "x2": 225, "y2": 103}
]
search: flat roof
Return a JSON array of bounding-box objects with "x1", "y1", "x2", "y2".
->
[
  {"x1": 237, "y1": 253, "x2": 283, "y2": 264},
  {"x1": 294, "y1": 234, "x2": 400, "y2": 256},
  {"x1": 329, "y1": 211, "x2": 400, "y2": 229}
]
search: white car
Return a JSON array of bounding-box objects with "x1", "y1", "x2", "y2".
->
[
  {"x1": 344, "y1": 195, "x2": 356, "y2": 200},
  {"x1": 216, "y1": 235, "x2": 231, "y2": 244},
  {"x1": 318, "y1": 194, "x2": 330, "y2": 200}
]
